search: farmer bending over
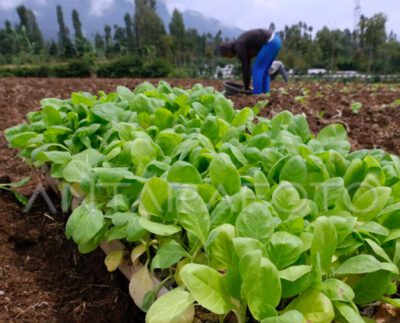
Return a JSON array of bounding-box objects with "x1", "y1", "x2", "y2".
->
[{"x1": 219, "y1": 29, "x2": 282, "y2": 94}]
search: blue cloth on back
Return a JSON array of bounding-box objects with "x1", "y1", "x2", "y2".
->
[{"x1": 252, "y1": 34, "x2": 282, "y2": 94}]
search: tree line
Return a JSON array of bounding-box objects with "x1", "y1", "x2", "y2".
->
[{"x1": 0, "y1": 0, "x2": 399, "y2": 75}]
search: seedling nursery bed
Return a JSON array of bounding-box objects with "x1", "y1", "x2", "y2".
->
[{"x1": 1, "y1": 78, "x2": 400, "y2": 322}]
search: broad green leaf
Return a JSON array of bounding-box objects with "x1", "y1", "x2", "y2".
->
[
  {"x1": 134, "y1": 81, "x2": 155, "y2": 94},
  {"x1": 107, "y1": 194, "x2": 130, "y2": 212},
  {"x1": 180, "y1": 263, "x2": 232, "y2": 315},
  {"x1": 200, "y1": 116, "x2": 219, "y2": 142},
  {"x1": 343, "y1": 158, "x2": 366, "y2": 189},
  {"x1": 311, "y1": 216, "x2": 337, "y2": 274},
  {"x1": 236, "y1": 202, "x2": 275, "y2": 245},
  {"x1": 211, "y1": 187, "x2": 256, "y2": 227},
  {"x1": 167, "y1": 161, "x2": 202, "y2": 184},
  {"x1": 43, "y1": 104, "x2": 62, "y2": 125},
  {"x1": 209, "y1": 153, "x2": 241, "y2": 196},
  {"x1": 364, "y1": 238, "x2": 391, "y2": 262},
  {"x1": 146, "y1": 289, "x2": 194, "y2": 323},
  {"x1": 352, "y1": 173, "x2": 381, "y2": 202},
  {"x1": 316, "y1": 124, "x2": 350, "y2": 154},
  {"x1": 279, "y1": 265, "x2": 312, "y2": 281},
  {"x1": 261, "y1": 310, "x2": 304, "y2": 323},
  {"x1": 36, "y1": 151, "x2": 71, "y2": 164},
  {"x1": 233, "y1": 237, "x2": 267, "y2": 258},
  {"x1": 156, "y1": 131, "x2": 182, "y2": 156},
  {"x1": 176, "y1": 188, "x2": 210, "y2": 245},
  {"x1": 279, "y1": 156, "x2": 307, "y2": 187},
  {"x1": 127, "y1": 215, "x2": 148, "y2": 242},
  {"x1": 288, "y1": 114, "x2": 311, "y2": 142},
  {"x1": 270, "y1": 111, "x2": 293, "y2": 138},
  {"x1": 139, "y1": 178, "x2": 170, "y2": 218},
  {"x1": 314, "y1": 177, "x2": 345, "y2": 212},
  {"x1": 128, "y1": 138, "x2": 157, "y2": 174},
  {"x1": 353, "y1": 270, "x2": 392, "y2": 305},
  {"x1": 66, "y1": 203, "x2": 104, "y2": 247},
  {"x1": 357, "y1": 221, "x2": 389, "y2": 237},
  {"x1": 117, "y1": 85, "x2": 135, "y2": 101},
  {"x1": 319, "y1": 150, "x2": 348, "y2": 177},
  {"x1": 380, "y1": 262, "x2": 399, "y2": 274},
  {"x1": 334, "y1": 302, "x2": 364, "y2": 323},
  {"x1": 220, "y1": 143, "x2": 248, "y2": 167},
  {"x1": 352, "y1": 187, "x2": 391, "y2": 221},
  {"x1": 7, "y1": 130, "x2": 37, "y2": 148},
  {"x1": 250, "y1": 168, "x2": 270, "y2": 199},
  {"x1": 153, "y1": 108, "x2": 174, "y2": 129},
  {"x1": 284, "y1": 289, "x2": 334, "y2": 323},
  {"x1": 261, "y1": 148, "x2": 283, "y2": 170},
  {"x1": 151, "y1": 240, "x2": 188, "y2": 270},
  {"x1": 268, "y1": 231, "x2": 303, "y2": 270},
  {"x1": 329, "y1": 215, "x2": 356, "y2": 243},
  {"x1": 214, "y1": 95, "x2": 235, "y2": 122},
  {"x1": 384, "y1": 229, "x2": 400, "y2": 243},
  {"x1": 240, "y1": 251, "x2": 281, "y2": 320},
  {"x1": 63, "y1": 159, "x2": 91, "y2": 182},
  {"x1": 205, "y1": 224, "x2": 235, "y2": 270},
  {"x1": 94, "y1": 167, "x2": 137, "y2": 183},
  {"x1": 321, "y1": 279, "x2": 355, "y2": 302},
  {"x1": 232, "y1": 107, "x2": 254, "y2": 126},
  {"x1": 336, "y1": 255, "x2": 382, "y2": 275},
  {"x1": 271, "y1": 181, "x2": 302, "y2": 219},
  {"x1": 139, "y1": 218, "x2": 181, "y2": 236},
  {"x1": 73, "y1": 148, "x2": 104, "y2": 166}
]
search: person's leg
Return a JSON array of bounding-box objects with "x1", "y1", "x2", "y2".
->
[
  {"x1": 252, "y1": 55, "x2": 266, "y2": 94},
  {"x1": 261, "y1": 35, "x2": 282, "y2": 93},
  {"x1": 253, "y1": 34, "x2": 282, "y2": 94}
]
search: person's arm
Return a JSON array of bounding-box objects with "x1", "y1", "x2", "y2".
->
[
  {"x1": 279, "y1": 65, "x2": 289, "y2": 83},
  {"x1": 236, "y1": 43, "x2": 251, "y2": 90}
]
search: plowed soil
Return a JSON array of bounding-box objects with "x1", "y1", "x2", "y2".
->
[{"x1": 0, "y1": 78, "x2": 399, "y2": 322}]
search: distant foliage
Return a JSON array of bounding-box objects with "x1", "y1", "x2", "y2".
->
[{"x1": 0, "y1": 2, "x2": 399, "y2": 75}]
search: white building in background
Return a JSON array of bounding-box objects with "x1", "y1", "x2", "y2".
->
[
  {"x1": 336, "y1": 71, "x2": 359, "y2": 77},
  {"x1": 214, "y1": 64, "x2": 234, "y2": 79},
  {"x1": 307, "y1": 68, "x2": 327, "y2": 75}
]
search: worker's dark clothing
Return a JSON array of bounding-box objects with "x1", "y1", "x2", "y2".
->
[{"x1": 233, "y1": 29, "x2": 273, "y2": 90}]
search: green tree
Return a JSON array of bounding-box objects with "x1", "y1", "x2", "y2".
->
[
  {"x1": 315, "y1": 27, "x2": 354, "y2": 70},
  {"x1": 112, "y1": 25, "x2": 127, "y2": 54},
  {"x1": 104, "y1": 24, "x2": 112, "y2": 57},
  {"x1": 0, "y1": 20, "x2": 17, "y2": 58},
  {"x1": 134, "y1": 0, "x2": 166, "y2": 55},
  {"x1": 48, "y1": 40, "x2": 58, "y2": 57},
  {"x1": 169, "y1": 9, "x2": 185, "y2": 65},
  {"x1": 361, "y1": 13, "x2": 387, "y2": 72},
  {"x1": 16, "y1": 5, "x2": 44, "y2": 54},
  {"x1": 56, "y1": 5, "x2": 75, "y2": 57},
  {"x1": 94, "y1": 33, "x2": 105, "y2": 55},
  {"x1": 124, "y1": 13, "x2": 135, "y2": 52},
  {"x1": 72, "y1": 9, "x2": 90, "y2": 56}
]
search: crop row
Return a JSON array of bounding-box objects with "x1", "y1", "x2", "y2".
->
[{"x1": 6, "y1": 81, "x2": 400, "y2": 322}]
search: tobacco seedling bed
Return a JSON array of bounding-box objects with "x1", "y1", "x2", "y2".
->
[{"x1": 6, "y1": 81, "x2": 400, "y2": 323}]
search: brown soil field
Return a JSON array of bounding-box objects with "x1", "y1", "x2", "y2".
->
[{"x1": 0, "y1": 78, "x2": 399, "y2": 322}]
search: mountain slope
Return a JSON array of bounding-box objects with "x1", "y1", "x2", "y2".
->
[{"x1": 0, "y1": 0, "x2": 243, "y2": 40}]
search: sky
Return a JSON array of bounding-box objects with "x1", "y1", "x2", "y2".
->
[
  {"x1": 1, "y1": 0, "x2": 399, "y2": 34},
  {"x1": 164, "y1": 0, "x2": 400, "y2": 34}
]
